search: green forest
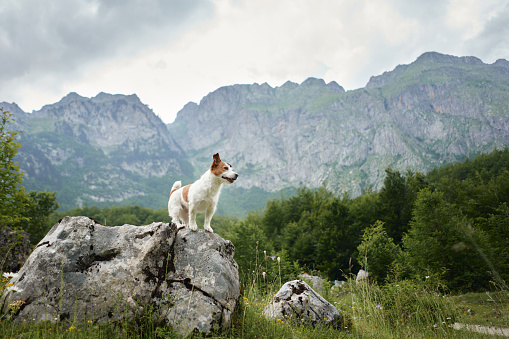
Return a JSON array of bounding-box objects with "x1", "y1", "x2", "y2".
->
[
  {"x1": 40, "y1": 148, "x2": 509, "y2": 293},
  {"x1": 2, "y1": 105, "x2": 509, "y2": 293}
]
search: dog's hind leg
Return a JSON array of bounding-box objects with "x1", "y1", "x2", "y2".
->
[
  {"x1": 170, "y1": 213, "x2": 183, "y2": 229},
  {"x1": 168, "y1": 204, "x2": 184, "y2": 229},
  {"x1": 179, "y1": 208, "x2": 189, "y2": 229},
  {"x1": 170, "y1": 218, "x2": 182, "y2": 228}
]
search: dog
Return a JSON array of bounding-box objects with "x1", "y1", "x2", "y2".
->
[{"x1": 168, "y1": 153, "x2": 238, "y2": 233}]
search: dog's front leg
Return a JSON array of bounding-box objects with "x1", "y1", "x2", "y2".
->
[
  {"x1": 188, "y1": 204, "x2": 198, "y2": 231},
  {"x1": 203, "y1": 208, "x2": 214, "y2": 233}
]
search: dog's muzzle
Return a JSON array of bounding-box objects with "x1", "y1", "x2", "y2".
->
[{"x1": 222, "y1": 173, "x2": 238, "y2": 183}]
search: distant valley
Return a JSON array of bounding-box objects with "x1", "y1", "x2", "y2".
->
[{"x1": 3, "y1": 52, "x2": 509, "y2": 216}]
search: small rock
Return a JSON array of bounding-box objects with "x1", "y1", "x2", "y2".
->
[
  {"x1": 331, "y1": 280, "x2": 346, "y2": 290},
  {"x1": 356, "y1": 269, "x2": 369, "y2": 283},
  {"x1": 298, "y1": 272, "x2": 324, "y2": 291},
  {"x1": 263, "y1": 279, "x2": 342, "y2": 329}
]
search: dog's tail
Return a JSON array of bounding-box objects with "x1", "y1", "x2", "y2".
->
[{"x1": 170, "y1": 181, "x2": 182, "y2": 197}]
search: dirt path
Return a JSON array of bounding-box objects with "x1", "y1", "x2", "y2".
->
[{"x1": 453, "y1": 323, "x2": 509, "y2": 337}]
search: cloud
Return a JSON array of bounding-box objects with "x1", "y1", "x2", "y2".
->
[
  {"x1": 0, "y1": 0, "x2": 212, "y2": 111},
  {"x1": 1, "y1": 0, "x2": 508, "y2": 123},
  {"x1": 465, "y1": 3, "x2": 509, "y2": 62},
  {"x1": 0, "y1": 0, "x2": 212, "y2": 79}
]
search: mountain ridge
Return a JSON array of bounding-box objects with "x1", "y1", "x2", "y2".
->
[
  {"x1": 169, "y1": 51, "x2": 509, "y2": 196},
  {"x1": 3, "y1": 92, "x2": 193, "y2": 210},
  {"x1": 2, "y1": 51, "x2": 509, "y2": 215}
]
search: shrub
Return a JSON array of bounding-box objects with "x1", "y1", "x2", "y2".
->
[{"x1": 356, "y1": 220, "x2": 401, "y2": 284}]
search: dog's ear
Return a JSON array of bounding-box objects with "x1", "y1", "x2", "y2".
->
[{"x1": 212, "y1": 153, "x2": 221, "y2": 167}]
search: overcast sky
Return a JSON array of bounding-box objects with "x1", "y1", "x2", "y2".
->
[{"x1": 1, "y1": 0, "x2": 508, "y2": 123}]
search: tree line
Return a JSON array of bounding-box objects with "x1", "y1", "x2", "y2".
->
[
  {"x1": 226, "y1": 149, "x2": 509, "y2": 291},
  {"x1": 2, "y1": 108, "x2": 508, "y2": 292}
]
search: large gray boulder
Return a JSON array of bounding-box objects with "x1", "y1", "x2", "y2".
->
[
  {"x1": 263, "y1": 279, "x2": 342, "y2": 329},
  {"x1": 0, "y1": 216, "x2": 239, "y2": 336}
]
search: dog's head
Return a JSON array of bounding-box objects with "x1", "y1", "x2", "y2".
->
[{"x1": 210, "y1": 153, "x2": 238, "y2": 185}]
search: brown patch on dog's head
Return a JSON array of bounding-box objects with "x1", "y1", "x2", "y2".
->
[
  {"x1": 182, "y1": 184, "x2": 191, "y2": 203},
  {"x1": 211, "y1": 153, "x2": 228, "y2": 176},
  {"x1": 210, "y1": 153, "x2": 238, "y2": 183}
]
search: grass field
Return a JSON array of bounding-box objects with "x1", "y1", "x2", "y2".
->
[
  {"x1": 451, "y1": 291, "x2": 509, "y2": 328},
  {"x1": 2, "y1": 270, "x2": 508, "y2": 338}
]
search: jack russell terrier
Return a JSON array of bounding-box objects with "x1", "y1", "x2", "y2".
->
[{"x1": 168, "y1": 153, "x2": 238, "y2": 233}]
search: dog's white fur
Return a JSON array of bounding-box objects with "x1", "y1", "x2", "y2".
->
[{"x1": 168, "y1": 153, "x2": 238, "y2": 233}]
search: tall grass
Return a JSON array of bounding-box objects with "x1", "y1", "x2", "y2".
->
[
  {"x1": 334, "y1": 276, "x2": 458, "y2": 338},
  {"x1": 227, "y1": 259, "x2": 351, "y2": 338},
  {"x1": 1, "y1": 252, "x2": 507, "y2": 338}
]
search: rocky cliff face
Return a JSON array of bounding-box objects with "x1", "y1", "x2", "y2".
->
[
  {"x1": 2, "y1": 52, "x2": 509, "y2": 212},
  {"x1": 3, "y1": 93, "x2": 192, "y2": 210},
  {"x1": 169, "y1": 52, "x2": 509, "y2": 196},
  {"x1": 35, "y1": 92, "x2": 179, "y2": 154}
]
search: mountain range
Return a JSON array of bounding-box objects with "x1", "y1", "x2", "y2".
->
[{"x1": 3, "y1": 52, "x2": 509, "y2": 216}]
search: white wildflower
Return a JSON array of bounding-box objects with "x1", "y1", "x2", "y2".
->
[
  {"x1": 277, "y1": 257, "x2": 280, "y2": 264},
  {"x1": 2, "y1": 272, "x2": 19, "y2": 279},
  {"x1": 6, "y1": 285, "x2": 24, "y2": 293}
]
